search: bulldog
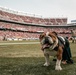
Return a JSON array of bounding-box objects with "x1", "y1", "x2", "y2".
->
[{"x1": 39, "y1": 32, "x2": 65, "y2": 70}]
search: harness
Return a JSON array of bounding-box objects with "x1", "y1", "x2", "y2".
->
[{"x1": 53, "y1": 36, "x2": 65, "y2": 51}]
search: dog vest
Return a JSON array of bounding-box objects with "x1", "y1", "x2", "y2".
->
[{"x1": 53, "y1": 36, "x2": 65, "y2": 51}]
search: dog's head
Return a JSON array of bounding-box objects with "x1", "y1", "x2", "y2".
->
[{"x1": 39, "y1": 32, "x2": 58, "y2": 50}]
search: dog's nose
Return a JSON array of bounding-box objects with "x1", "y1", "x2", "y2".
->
[{"x1": 45, "y1": 37, "x2": 49, "y2": 43}]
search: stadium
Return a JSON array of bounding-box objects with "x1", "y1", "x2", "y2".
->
[
  {"x1": 0, "y1": 7, "x2": 76, "y2": 41},
  {"x1": 0, "y1": 6, "x2": 76, "y2": 75}
]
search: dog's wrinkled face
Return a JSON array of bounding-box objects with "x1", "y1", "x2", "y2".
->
[{"x1": 39, "y1": 32, "x2": 57, "y2": 50}]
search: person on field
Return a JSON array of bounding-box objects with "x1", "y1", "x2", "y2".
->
[
  {"x1": 71, "y1": 29, "x2": 76, "y2": 43},
  {"x1": 52, "y1": 31, "x2": 73, "y2": 64}
]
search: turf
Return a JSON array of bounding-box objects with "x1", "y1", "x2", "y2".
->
[{"x1": 0, "y1": 41, "x2": 76, "y2": 75}]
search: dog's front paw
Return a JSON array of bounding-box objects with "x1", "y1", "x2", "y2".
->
[
  {"x1": 43, "y1": 62, "x2": 50, "y2": 66},
  {"x1": 55, "y1": 66, "x2": 62, "y2": 70}
]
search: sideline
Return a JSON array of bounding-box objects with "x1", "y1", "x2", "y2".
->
[{"x1": 0, "y1": 42, "x2": 40, "y2": 45}]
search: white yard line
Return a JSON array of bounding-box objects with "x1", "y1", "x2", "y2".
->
[{"x1": 0, "y1": 42, "x2": 40, "y2": 45}]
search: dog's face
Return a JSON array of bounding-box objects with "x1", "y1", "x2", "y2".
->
[{"x1": 39, "y1": 32, "x2": 57, "y2": 50}]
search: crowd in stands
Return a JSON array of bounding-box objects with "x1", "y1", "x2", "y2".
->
[
  {"x1": 0, "y1": 21, "x2": 73, "y2": 41},
  {"x1": 0, "y1": 22, "x2": 71, "y2": 33},
  {"x1": 0, "y1": 8, "x2": 67, "y2": 25},
  {"x1": 0, "y1": 7, "x2": 75, "y2": 41},
  {"x1": 0, "y1": 30, "x2": 40, "y2": 41}
]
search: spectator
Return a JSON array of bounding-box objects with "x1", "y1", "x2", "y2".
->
[
  {"x1": 71, "y1": 29, "x2": 76, "y2": 43},
  {"x1": 52, "y1": 31, "x2": 73, "y2": 64}
]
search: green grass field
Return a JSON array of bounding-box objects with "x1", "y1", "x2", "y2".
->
[{"x1": 0, "y1": 41, "x2": 76, "y2": 75}]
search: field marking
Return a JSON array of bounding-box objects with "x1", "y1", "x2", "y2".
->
[{"x1": 0, "y1": 42, "x2": 40, "y2": 45}]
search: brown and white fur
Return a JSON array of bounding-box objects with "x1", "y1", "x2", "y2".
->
[{"x1": 39, "y1": 32, "x2": 64, "y2": 70}]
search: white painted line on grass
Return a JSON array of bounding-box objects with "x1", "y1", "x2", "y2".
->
[{"x1": 0, "y1": 42, "x2": 40, "y2": 45}]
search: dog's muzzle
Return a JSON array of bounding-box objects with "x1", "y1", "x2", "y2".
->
[
  {"x1": 44, "y1": 37, "x2": 50, "y2": 44},
  {"x1": 41, "y1": 36, "x2": 53, "y2": 50}
]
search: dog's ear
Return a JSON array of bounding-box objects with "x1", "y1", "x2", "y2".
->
[
  {"x1": 39, "y1": 33, "x2": 45, "y2": 40},
  {"x1": 52, "y1": 31, "x2": 58, "y2": 36},
  {"x1": 39, "y1": 34, "x2": 42, "y2": 40},
  {"x1": 49, "y1": 32, "x2": 57, "y2": 42},
  {"x1": 49, "y1": 32, "x2": 56, "y2": 38}
]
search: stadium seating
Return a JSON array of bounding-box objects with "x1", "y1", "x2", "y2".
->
[
  {"x1": 0, "y1": 8, "x2": 67, "y2": 25},
  {"x1": 0, "y1": 7, "x2": 75, "y2": 41}
]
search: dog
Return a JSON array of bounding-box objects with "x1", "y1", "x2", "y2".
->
[{"x1": 39, "y1": 32, "x2": 65, "y2": 70}]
